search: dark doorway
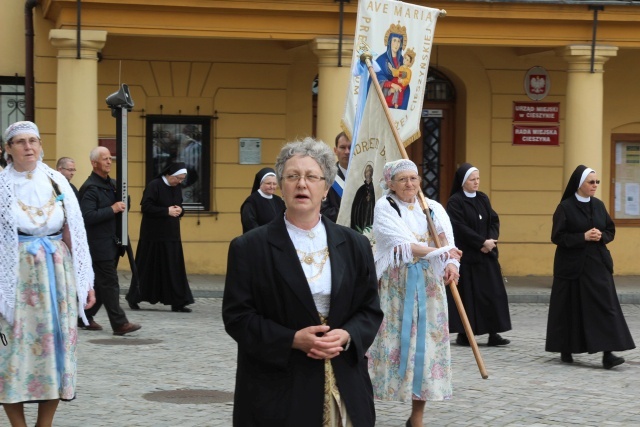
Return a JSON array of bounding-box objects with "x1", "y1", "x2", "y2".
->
[{"x1": 406, "y1": 68, "x2": 456, "y2": 206}]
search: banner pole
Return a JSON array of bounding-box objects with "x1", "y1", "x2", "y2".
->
[{"x1": 360, "y1": 50, "x2": 489, "y2": 379}]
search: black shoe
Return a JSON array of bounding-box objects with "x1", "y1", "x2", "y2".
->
[
  {"x1": 128, "y1": 301, "x2": 140, "y2": 310},
  {"x1": 171, "y1": 306, "x2": 192, "y2": 313},
  {"x1": 603, "y1": 352, "x2": 625, "y2": 369},
  {"x1": 456, "y1": 333, "x2": 470, "y2": 346},
  {"x1": 487, "y1": 333, "x2": 510, "y2": 346},
  {"x1": 561, "y1": 352, "x2": 573, "y2": 363}
]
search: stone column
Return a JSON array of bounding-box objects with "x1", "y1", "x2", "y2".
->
[
  {"x1": 312, "y1": 37, "x2": 353, "y2": 147},
  {"x1": 49, "y1": 29, "x2": 107, "y2": 181},
  {"x1": 560, "y1": 45, "x2": 617, "y2": 191}
]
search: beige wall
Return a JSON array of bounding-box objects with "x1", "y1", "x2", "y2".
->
[
  {"x1": 438, "y1": 46, "x2": 640, "y2": 275},
  {"x1": 4, "y1": 3, "x2": 640, "y2": 276},
  {"x1": 93, "y1": 36, "x2": 316, "y2": 273},
  {"x1": 602, "y1": 49, "x2": 640, "y2": 274},
  {"x1": 0, "y1": 1, "x2": 26, "y2": 76}
]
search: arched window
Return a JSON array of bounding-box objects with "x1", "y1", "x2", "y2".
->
[{"x1": 425, "y1": 68, "x2": 455, "y2": 102}]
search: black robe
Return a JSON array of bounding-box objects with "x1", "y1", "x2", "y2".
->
[
  {"x1": 350, "y1": 180, "x2": 375, "y2": 233},
  {"x1": 545, "y1": 195, "x2": 635, "y2": 353},
  {"x1": 129, "y1": 177, "x2": 194, "y2": 307},
  {"x1": 446, "y1": 191, "x2": 511, "y2": 335},
  {"x1": 240, "y1": 191, "x2": 286, "y2": 234}
]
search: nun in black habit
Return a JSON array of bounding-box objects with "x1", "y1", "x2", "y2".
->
[
  {"x1": 545, "y1": 165, "x2": 634, "y2": 369},
  {"x1": 240, "y1": 167, "x2": 286, "y2": 233},
  {"x1": 446, "y1": 163, "x2": 512, "y2": 347},
  {"x1": 127, "y1": 162, "x2": 194, "y2": 312}
]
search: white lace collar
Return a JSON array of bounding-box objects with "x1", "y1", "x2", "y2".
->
[{"x1": 0, "y1": 162, "x2": 94, "y2": 325}]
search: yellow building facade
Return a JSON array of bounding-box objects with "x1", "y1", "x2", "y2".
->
[{"x1": 2, "y1": 0, "x2": 640, "y2": 275}]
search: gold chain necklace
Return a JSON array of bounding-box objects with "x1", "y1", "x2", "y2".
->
[
  {"x1": 17, "y1": 190, "x2": 57, "y2": 228},
  {"x1": 296, "y1": 247, "x2": 330, "y2": 282}
]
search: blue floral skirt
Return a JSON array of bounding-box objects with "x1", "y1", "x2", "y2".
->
[
  {"x1": 0, "y1": 239, "x2": 78, "y2": 403},
  {"x1": 367, "y1": 264, "x2": 452, "y2": 402}
]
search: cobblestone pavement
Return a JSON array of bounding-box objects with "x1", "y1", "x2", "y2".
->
[{"x1": 24, "y1": 299, "x2": 640, "y2": 426}]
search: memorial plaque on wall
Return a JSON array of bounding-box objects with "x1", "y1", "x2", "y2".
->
[{"x1": 239, "y1": 138, "x2": 262, "y2": 164}]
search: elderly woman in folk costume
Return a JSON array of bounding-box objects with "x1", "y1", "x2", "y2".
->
[
  {"x1": 0, "y1": 121, "x2": 95, "y2": 427},
  {"x1": 223, "y1": 138, "x2": 383, "y2": 426},
  {"x1": 368, "y1": 159, "x2": 461, "y2": 427}
]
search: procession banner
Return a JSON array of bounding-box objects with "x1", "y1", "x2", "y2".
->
[{"x1": 338, "y1": 0, "x2": 441, "y2": 232}]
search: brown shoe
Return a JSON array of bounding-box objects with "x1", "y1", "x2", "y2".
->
[
  {"x1": 78, "y1": 319, "x2": 103, "y2": 331},
  {"x1": 84, "y1": 319, "x2": 103, "y2": 331},
  {"x1": 113, "y1": 322, "x2": 142, "y2": 336}
]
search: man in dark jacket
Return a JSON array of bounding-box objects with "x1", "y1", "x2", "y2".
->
[
  {"x1": 320, "y1": 132, "x2": 350, "y2": 222},
  {"x1": 56, "y1": 156, "x2": 79, "y2": 198},
  {"x1": 79, "y1": 146, "x2": 141, "y2": 335}
]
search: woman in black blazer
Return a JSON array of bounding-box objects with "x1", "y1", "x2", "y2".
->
[
  {"x1": 545, "y1": 165, "x2": 634, "y2": 369},
  {"x1": 223, "y1": 137, "x2": 383, "y2": 426}
]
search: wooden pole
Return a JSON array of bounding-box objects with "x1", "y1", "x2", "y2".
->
[{"x1": 361, "y1": 51, "x2": 488, "y2": 379}]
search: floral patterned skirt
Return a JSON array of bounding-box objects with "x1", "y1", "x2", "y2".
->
[
  {"x1": 367, "y1": 263, "x2": 452, "y2": 402},
  {"x1": 0, "y1": 239, "x2": 78, "y2": 403}
]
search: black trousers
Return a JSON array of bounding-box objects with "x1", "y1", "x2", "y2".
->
[{"x1": 85, "y1": 258, "x2": 128, "y2": 330}]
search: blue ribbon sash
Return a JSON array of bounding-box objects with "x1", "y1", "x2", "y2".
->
[
  {"x1": 19, "y1": 234, "x2": 65, "y2": 388},
  {"x1": 398, "y1": 259, "x2": 430, "y2": 397},
  {"x1": 331, "y1": 175, "x2": 345, "y2": 198}
]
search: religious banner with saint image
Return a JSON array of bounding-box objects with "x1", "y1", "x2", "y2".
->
[{"x1": 338, "y1": 0, "x2": 442, "y2": 237}]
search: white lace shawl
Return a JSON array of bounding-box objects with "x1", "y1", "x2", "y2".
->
[
  {"x1": 373, "y1": 193, "x2": 459, "y2": 280},
  {"x1": 0, "y1": 162, "x2": 94, "y2": 325}
]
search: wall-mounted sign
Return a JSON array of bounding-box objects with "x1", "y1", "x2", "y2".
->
[
  {"x1": 524, "y1": 66, "x2": 550, "y2": 101},
  {"x1": 513, "y1": 102, "x2": 559, "y2": 123},
  {"x1": 422, "y1": 109, "x2": 443, "y2": 118},
  {"x1": 239, "y1": 138, "x2": 262, "y2": 164},
  {"x1": 513, "y1": 125, "x2": 559, "y2": 146}
]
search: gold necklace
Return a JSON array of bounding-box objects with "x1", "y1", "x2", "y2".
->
[
  {"x1": 296, "y1": 247, "x2": 330, "y2": 282},
  {"x1": 17, "y1": 190, "x2": 58, "y2": 228}
]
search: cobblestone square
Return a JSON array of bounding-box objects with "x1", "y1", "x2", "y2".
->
[{"x1": 26, "y1": 298, "x2": 639, "y2": 426}]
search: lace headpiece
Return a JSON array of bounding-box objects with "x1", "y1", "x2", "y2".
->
[
  {"x1": 380, "y1": 159, "x2": 418, "y2": 191},
  {"x1": 3, "y1": 121, "x2": 40, "y2": 143}
]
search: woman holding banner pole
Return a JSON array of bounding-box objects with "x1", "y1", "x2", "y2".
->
[{"x1": 368, "y1": 159, "x2": 460, "y2": 427}]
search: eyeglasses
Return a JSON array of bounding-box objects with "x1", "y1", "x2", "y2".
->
[
  {"x1": 283, "y1": 174, "x2": 325, "y2": 183},
  {"x1": 586, "y1": 180, "x2": 600, "y2": 185},
  {"x1": 61, "y1": 167, "x2": 77, "y2": 172},
  {"x1": 394, "y1": 176, "x2": 421, "y2": 184},
  {"x1": 10, "y1": 137, "x2": 41, "y2": 148}
]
